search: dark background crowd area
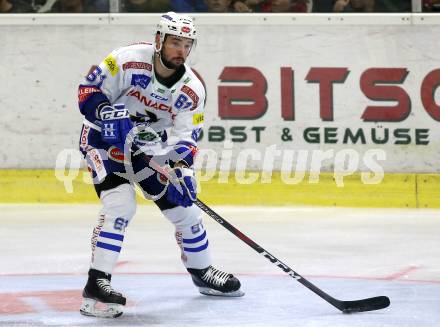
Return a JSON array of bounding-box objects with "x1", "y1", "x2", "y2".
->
[{"x1": 1, "y1": 0, "x2": 439, "y2": 15}]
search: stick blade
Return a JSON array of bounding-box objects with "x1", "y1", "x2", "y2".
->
[{"x1": 338, "y1": 296, "x2": 390, "y2": 313}]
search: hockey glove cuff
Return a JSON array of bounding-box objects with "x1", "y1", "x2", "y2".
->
[{"x1": 100, "y1": 104, "x2": 133, "y2": 151}]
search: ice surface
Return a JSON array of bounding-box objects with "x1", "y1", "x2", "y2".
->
[{"x1": 0, "y1": 204, "x2": 439, "y2": 326}]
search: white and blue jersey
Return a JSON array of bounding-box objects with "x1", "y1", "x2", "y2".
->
[{"x1": 77, "y1": 42, "x2": 205, "y2": 184}]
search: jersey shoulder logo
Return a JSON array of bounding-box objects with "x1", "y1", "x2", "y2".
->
[
  {"x1": 192, "y1": 113, "x2": 204, "y2": 125},
  {"x1": 104, "y1": 54, "x2": 119, "y2": 77}
]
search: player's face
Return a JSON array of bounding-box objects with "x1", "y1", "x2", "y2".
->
[{"x1": 162, "y1": 36, "x2": 194, "y2": 68}]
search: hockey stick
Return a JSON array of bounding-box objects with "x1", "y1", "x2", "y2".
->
[
  {"x1": 189, "y1": 200, "x2": 390, "y2": 313},
  {"x1": 140, "y1": 155, "x2": 390, "y2": 313}
]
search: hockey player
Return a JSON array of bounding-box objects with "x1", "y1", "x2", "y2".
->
[{"x1": 77, "y1": 12, "x2": 243, "y2": 318}]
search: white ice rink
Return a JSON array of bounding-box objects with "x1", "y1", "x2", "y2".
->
[{"x1": 0, "y1": 204, "x2": 439, "y2": 327}]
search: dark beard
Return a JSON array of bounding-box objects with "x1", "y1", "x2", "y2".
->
[{"x1": 160, "y1": 49, "x2": 183, "y2": 70}]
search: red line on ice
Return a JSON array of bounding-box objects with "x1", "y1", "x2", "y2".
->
[{"x1": 380, "y1": 265, "x2": 420, "y2": 281}]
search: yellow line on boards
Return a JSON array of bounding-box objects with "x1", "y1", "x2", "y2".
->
[{"x1": 0, "y1": 170, "x2": 439, "y2": 208}]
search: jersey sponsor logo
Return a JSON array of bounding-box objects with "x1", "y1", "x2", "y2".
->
[
  {"x1": 108, "y1": 146, "x2": 125, "y2": 163},
  {"x1": 123, "y1": 61, "x2": 152, "y2": 71},
  {"x1": 101, "y1": 108, "x2": 129, "y2": 120},
  {"x1": 126, "y1": 89, "x2": 172, "y2": 112},
  {"x1": 91, "y1": 215, "x2": 105, "y2": 262},
  {"x1": 181, "y1": 85, "x2": 199, "y2": 109},
  {"x1": 114, "y1": 217, "x2": 129, "y2": 231},
  {"x1": 192, "y1": 113, "x2": 204, "y2": 125},
  {"x1": 87, "y1": 148, "x2": 106, "y2": 181},
  {"x1": 80, "y1": 125, "x2": 91, "y2": 151},
  {"x1": 183, "y1": 77, "x2": 191, "y2": 84},
  {"x1": 137, "y1": 130, "x2": 160, "y2": 143},
  {"x1": 175, "y1": 231, "x2": 188, "y2": 263},
  {"x1": 191, "y1": 223, "x2": 201, "y2": 234},
  {"x1": 191, "y1": 128, "x2": 202, "y2": 142},
  {"x1": 78, "y1": 85, "x2": 102, "y2": 104},
  {"x1": 150, "y1": 93, "x2": 169, "y2": 101},
  {"x1": 104, "y1": 54, "x2": 119, "y2": 76},
  {"x1": 144, "y1": 110, "x2": 158, "y2": 122},
  {"x1": 131, "y1": 74, "x2": 151, "y2": 89}
]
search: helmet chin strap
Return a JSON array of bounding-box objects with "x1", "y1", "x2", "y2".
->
[{"x1": 155, "y1": 43, "x2": 178, "y2": 71}]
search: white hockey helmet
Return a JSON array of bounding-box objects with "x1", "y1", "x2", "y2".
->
[{"x1": 156, "y1": 12, "x2": 197, "y2": 52}]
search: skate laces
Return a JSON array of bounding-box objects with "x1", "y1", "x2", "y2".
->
[
  {"x1": 201, "y1": 266, "x2": 231, "y2": 287},
  {"x1": 96, "y1": 278, "x2": 117, "y2": 294}
]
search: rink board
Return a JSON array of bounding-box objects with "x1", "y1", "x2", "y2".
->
[
  {"x1": 2, "y1": 14, "x2": 440, "y2": 208},
  {"x1": 1, "y1": 169, "x2": 440, "y2": 208},
  {"x1": 1, "y1": 14, "x2": 440, "y2": 173}
]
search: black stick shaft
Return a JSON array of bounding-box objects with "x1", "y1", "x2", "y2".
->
[
  {"x1": 145, "y1": 157, "x2": 389, "y2": 313},
  {"x1": 194, "y1": 198, "x2": 342, "y2": 310}
]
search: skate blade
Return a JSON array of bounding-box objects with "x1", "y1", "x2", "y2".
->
[
  {"x1": 198, "y1": 287, "x2": 245, "y2": 297},
  {"x1": 80, "y1": 298, "x2": 124, "y2": 318}
]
